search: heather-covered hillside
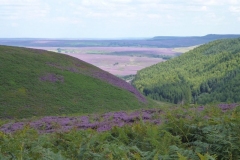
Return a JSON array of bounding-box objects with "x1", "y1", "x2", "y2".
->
[
  {"x1": 133, "y1": 38, "x2": 240, "y2": 104},
  {"x1": 0, "y1": 103, "x2": 239, "y2": 159},
  {"x1": 0, "y1": 45, "x2": 149, "y2": 119}
]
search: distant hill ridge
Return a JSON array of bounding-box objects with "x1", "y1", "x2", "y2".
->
[
  {"x1": 0, "y1": 34, "x2": 239, "y2": 48},
  {"x1": 133, "y1": 38, "x2": 240, "y2": 104},
  {"x1": 0, "y1": 45, "x2": 147, "y2": 118},
  {"x1": 151, "y1": 34, "x2": 240, "y2": 47},
  {"x1": 152, "y1": 34, "x2": 240, "y2": 39}
]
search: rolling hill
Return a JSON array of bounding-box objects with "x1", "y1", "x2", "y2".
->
[
  {"x1": 0, "y1": 45, "x2": 149, "y2": 119},
  {"x1": 133, "y1": 38, "x2": 240, "y2": 104}
]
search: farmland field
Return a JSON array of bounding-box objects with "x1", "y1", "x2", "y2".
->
[{"x1": 31, "y1": 47, "x2": 182, "y2": 76}]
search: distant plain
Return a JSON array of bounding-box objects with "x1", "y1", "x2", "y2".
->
[
  {"x1": 31, "y1": 47, "x2": 193, "y2": 76},
  {"x1": 1, "y1": 35, "x2": 235, "y2": 76}
]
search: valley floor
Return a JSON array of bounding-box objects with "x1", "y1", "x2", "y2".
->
[{"x1": 30, "y1": 47, "x2": 180, "y2": 76}]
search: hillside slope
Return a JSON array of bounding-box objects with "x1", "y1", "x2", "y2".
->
[
  {"x1": 0, "y1": 46, "x2": 147, "y2": 119},
  {"x1": 133, "y1": 38, "x2": 240, "y2": 104}
]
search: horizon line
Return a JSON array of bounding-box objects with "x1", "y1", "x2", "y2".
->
[{"x1": 0, "y1": 34, "x2": 240, "y2": 40}]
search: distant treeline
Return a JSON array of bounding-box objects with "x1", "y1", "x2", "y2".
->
[
  {"x1": 89, "y1": 51, "x2": 173, "y2": 59},
  {"x1": 133, "y1": 38, "x2": 240, "y2": 104}
]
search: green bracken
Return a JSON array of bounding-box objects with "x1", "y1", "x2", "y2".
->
[{"x1": 0, "y1": 104, "x2": 239, "y2": 159}]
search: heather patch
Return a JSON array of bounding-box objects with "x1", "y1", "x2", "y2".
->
[
  {"x1": 1, "y1": 104, "x2": 237, "y2": 134},
  {"x1": 39, "y1": 73, "x2": 64, "y2": 83},
  {"x1": 0, "y1": 104, "x2": 239, "y2": 159},
  {"x1": 90, "y1": 70, "x2": 146, "y2": 102},
  {"x1": 0, "y1": 109, "x2": 162, "y2": 134}
]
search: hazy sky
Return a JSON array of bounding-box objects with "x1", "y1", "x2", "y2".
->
[{"x1": 1, "y1": 0, "x2": 240, "y2": 38}]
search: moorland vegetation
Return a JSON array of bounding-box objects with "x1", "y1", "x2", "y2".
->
[
  {"x1": 0, "y1": 45, "x2": 150, "y2": 119},
  {"x1": 0, "y1": 38, "x2": 240, "y2": 159},
  {"x1": 0, "y1": 104, "x2": 239, "y2": 159}
]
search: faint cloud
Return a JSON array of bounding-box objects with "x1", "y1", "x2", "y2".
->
[
  {"x1": 193, "y1": 12, "x2": 225, "y2": 25},
  {"x1": 229, "y1": 6, "x2": 240, "y2": 21},
  {"x1": 207, "y1": 12, "x2": 217, "y2": 18},
  {"x1": 56, "y1": 17, "x2": 67, "y2": 22},
  {"x1": 229, "y1": 6, "x2": 240, "y2": 13},
  {"x1": 0, "y1": 0, "x2": 49, "y2": 20},
  {"x1": 111, "y1": 0, "x2": 132, "y2": 3},
  {"x1": 201, "y1": 6, "x2": 207, "y2": 11},
  {"x1": 1, "y1": 0, "x2": 239, "y2": 38},
  {"x1": 228, "y1": 0, "x2": 240, "y2": 5},
  {"x1": 11, "y1": 23, "x2": 18, "y2": 27},
  {"x1": 55, "y1": 16, "x2": 83, "y2": 24},
  {"x1": 193, "y1": 0, "x2": 240, "y2": 5},
  {"x1": 166, "y1": 15, "x2": 174, "y2": 20},
  {"x1": 147, "y1": 14, "x2": 161, "y2": 19},
  {"x1": 193, "y1": 0, "x2": 230, "y2": 6},
  {"x1": 206, "y1": 13, "x2": 225, "y2": 23},
  {"x1": 86, "y1": 12, "x2": 108, "y2": 18}
]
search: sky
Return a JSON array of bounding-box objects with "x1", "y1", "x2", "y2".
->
[{"x1": 0, "y1": 0, "x2": 240, "y2": 38}]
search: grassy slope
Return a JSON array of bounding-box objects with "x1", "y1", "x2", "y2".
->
[
  {"x1": 0, "y1": 45, "x2": 152, "y2": 119},
  {"x1": 133, "y1": 38, "x2": 240, "y2": 104}
]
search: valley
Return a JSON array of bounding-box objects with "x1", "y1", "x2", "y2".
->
[
  {"x1": 2, "y1": 0, "x2": 240, "y2": 158},
  {"x1": 0, "y1": 36, "x2": 240, "y2": 159},
  {"x1": 1, "y1": 35, "x2": 238, "y2": 76},
  {"x1": 31, "y1": 46, "x2": 181, "y2": 76}
]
